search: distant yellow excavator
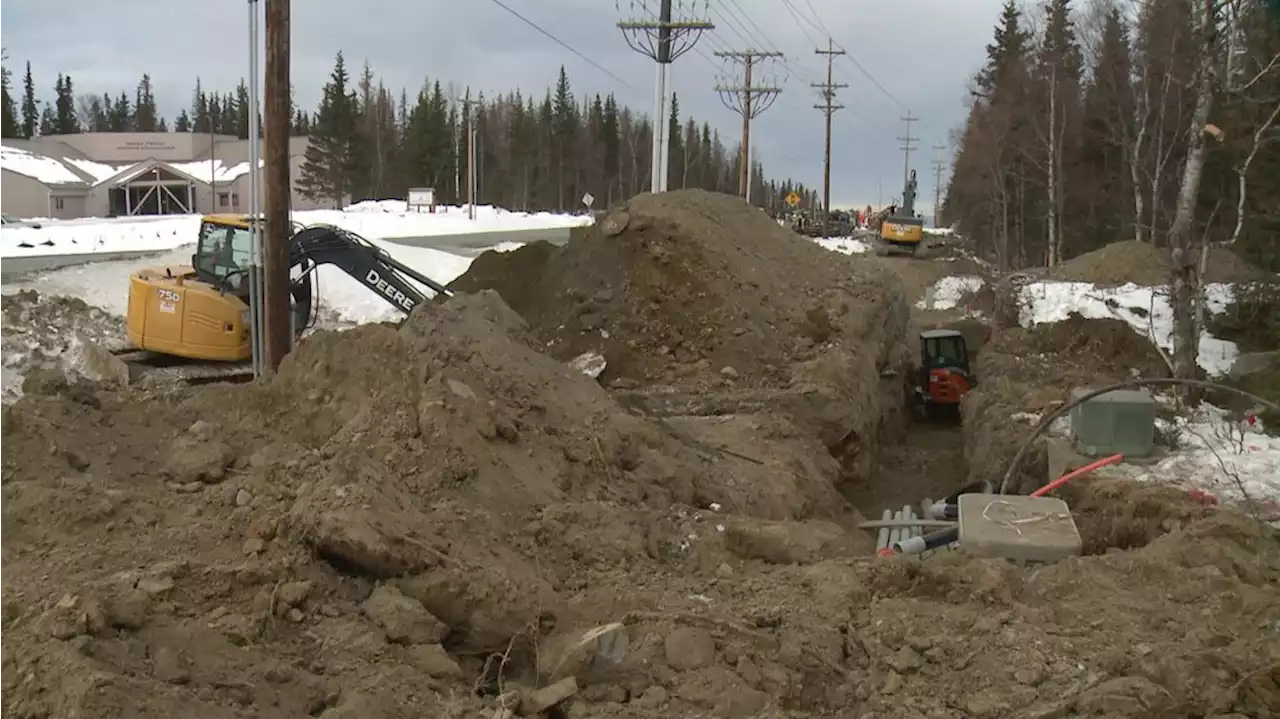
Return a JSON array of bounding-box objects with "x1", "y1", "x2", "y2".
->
[
  {"x1": 120, "y1": 214, "x2": 451, "y2": 382},
  {"x1": 871, "y1": 169, "x2": 926, "y2": 257}
]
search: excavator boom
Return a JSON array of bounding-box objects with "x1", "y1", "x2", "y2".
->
[{"x1": 289, "y1": 224, "x2": 452, "y2": 328}]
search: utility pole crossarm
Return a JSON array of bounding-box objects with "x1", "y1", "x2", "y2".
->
[
  {"x1": 898, "y1": 111, "x2": 919, "y2": 191},
  {"x1": 713, "y1": 48, "x2": 784, "y2": 200},
  {"x1": 617, "y1": 0, "x2": 715, "y2": 193}
]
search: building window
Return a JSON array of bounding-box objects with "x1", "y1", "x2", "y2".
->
[
  {"x1": 231, "y1": 193, "x2": 241, "y2": 208},
  {"x1": 218, "y1": 192, "x2": 230, "y2": 208},
  {"x1": 54, "y1": 197, "x2": 65, "y2": 210}
]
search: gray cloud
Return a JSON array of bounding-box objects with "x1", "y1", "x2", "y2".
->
[{"x1": 1, "y1": 0, "x2": 1004, "y2": 208}]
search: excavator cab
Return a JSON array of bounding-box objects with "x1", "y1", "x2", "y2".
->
[
  {"x1": 913, "y1": 329, "x2": 974, "y2": 419},
  {"x1": 125, "y1": 215, "x2": 258, "y2": 362},
  {"x1": 192, "y1": 215, "x2": 255, "y2": 296}
]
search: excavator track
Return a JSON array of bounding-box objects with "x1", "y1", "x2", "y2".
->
[{"x1": 112, "y1": 349, "x2": 256, "y2": 386}]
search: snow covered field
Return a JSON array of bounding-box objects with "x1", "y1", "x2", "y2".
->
[{"x1": 1, "y1": 201, "x2": 590, "y2": 258}]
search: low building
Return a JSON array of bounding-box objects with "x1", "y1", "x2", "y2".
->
[{"x1": 0, "y1": 132, "x2": 338, "y2": 220}]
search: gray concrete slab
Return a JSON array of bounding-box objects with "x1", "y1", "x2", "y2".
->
[{"x1": 957, "y1": 493, "x2": 1082, "y2": 564}]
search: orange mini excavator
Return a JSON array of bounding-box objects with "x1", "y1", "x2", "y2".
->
[{"x1": 912, "y1": 328, "x2": 975, "y2": 420}]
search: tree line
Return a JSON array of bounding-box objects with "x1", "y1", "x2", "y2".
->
[
  {"x1": 944, "y1": 0, "x2": 1279, "y2": 273},
  {"x1": 0, "y1": 54, "x2": 819, "y2": 214},
  {"x1": 944, "y1": 0, "x2": 1279, "y2": 396}
]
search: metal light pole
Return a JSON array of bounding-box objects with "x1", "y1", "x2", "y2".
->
[
  {"x1": 617, "y1": 0, "x2": 713, "y2": 193},
  {"x1": 247, "y1": 0, "x2": 265, "y2": 378}
]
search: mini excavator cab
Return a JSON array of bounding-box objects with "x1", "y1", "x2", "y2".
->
[
  {"x1": 125, "y1": 215, "x2": 257, "y2": 363},
  {"x1": 193, "y1": 215, "x2": 255, "y2": 296},
  {"x1": 913, "y1": 328, "x2": 974, "y2": 418}
]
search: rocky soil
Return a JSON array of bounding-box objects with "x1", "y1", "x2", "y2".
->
[{"x1": 2, "y1": 191, "x2": 1277, "y2": 719}]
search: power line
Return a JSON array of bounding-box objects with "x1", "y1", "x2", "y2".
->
[{"x1": 486, "y1": 0, "x2": 640, "y2": 92}]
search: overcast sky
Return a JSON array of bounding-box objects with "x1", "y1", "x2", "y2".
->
[{"x1": 2, "y1": 0, "x2": 1006, "y2": 209}]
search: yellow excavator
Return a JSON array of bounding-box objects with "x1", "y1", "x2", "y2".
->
[
  {"x1": 872, "y1": 169, "x2": 926, "y2": 257},
  {"x1": 119, "y1": 214, "x2": 451, "y2": 383}
]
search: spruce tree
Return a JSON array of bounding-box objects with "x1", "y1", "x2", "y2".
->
[
  {"x1": 21, "y1": 62, "x2": 37, "y2": 138},
  {"x1": 1, "y1": 58, "x2": 19, "y2": 138},
  {"x1": 135, "y1": 74, "x2": 159, "y2": 131},
  {"x1": 53, "y1": 74, "x2": 80, "y2": 134},
  {"x1": 298, "y1": 52, "x2": 360, "y2": 208}
]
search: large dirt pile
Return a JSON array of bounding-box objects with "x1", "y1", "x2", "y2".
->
[
  {"x1": 1, "y1": 291, "x2": 870, "y2": 718},
  {"x1": 451, "y1": 190, "x2": 913, "y2": 479},
  {"x1": 4, "y1": 290, "x2": 1280, "y2": 718},
  {"x1": 1051, "y1": 240, "x2": 1270, "y2": 286},
  {"x1": 962, "y1": 314, "x2": 1170, "y2": 492}
]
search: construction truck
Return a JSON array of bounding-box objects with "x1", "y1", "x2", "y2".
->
[
  {"x1": 119, "y1": 214, "x2": 451, "y2": 383},
  {"x1": 872, "y1": 170, "x2": 927, "y2": 257}
]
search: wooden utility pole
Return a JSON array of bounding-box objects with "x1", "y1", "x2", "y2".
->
[
  {"x1": 262, "y1": 0, "x2": 292, "y2": 372},
  {"x1": 714, "y1": 50, "x2": 783, "y2": 199},
  {"x1": 897, "y1": 111, "x2": 918, "y2": 190},
  {"x1": 931, "y1": 144, "x2": 946, "y2": 225},
  {"x1": 812, "y1": 39, "x2": 847, "y2": 235}
]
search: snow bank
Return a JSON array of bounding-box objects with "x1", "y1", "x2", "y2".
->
[
  {"x1": 2, "y1": 236, "x2": 519, "y2": 327},
  {"x1": 811, "y1": 236, "x2": 871, "y2": 255},
  {"x1": 1019, "y1": 281, "x2": 1238, "y2": 376},
  {"x1": 1118, "y1": 404, "x2": 1279, "y2": 508},
  {"x1": 1, "y1": 204, "x2": 588, "y2": 259},
  {"x1": 916, "y1": 275, "x2": 984, "y2": 311}
]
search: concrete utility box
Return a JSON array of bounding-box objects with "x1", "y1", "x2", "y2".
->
[
  {"x1": 957, "y1": 493, "x2": 1083, "y2": 564},
  {"x1": 1069, "y1": 387, "x2": 1156, "y2": 458}
]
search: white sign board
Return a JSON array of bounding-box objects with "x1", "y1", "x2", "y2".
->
[
  {"x1": 581, "y1": 192, "x2": 595, "y2": 208},
  {"x1": 407, "y1": 187, "x2": 435, "y2": 212}
]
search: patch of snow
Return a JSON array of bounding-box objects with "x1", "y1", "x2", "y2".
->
[
  {"x1": 1116, "y1": 404, "x2": 1279, "y2": 508},
  {"x1": 63, "y1": 158, "x2": 122, "y2": 183},
  {"x1": 1, "y1": 204, "x2": 586, "y2": 259},
  {"x1": 917, "y1": 275, "x2": 985, "y2": 311},
  {"x1": 1, "y1": 145, "x2": 86, "y2": 185},
  {"x1": 3, "y1": 237, "x2": 506, "y2": 327},
  {"x1": 1018, "y1": 281, "x2": 1239, "y2": 376},
  {"x1": 811, "y1": 236, "x2": 870, "y2": 255}
]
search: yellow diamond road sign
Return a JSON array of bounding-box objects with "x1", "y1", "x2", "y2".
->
[{"x1": 786, "y1": 192, "x2": 800, "y2": 208}]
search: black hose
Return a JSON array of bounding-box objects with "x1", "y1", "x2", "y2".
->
[{"x1": 998, "y1": 377, "x2": 1280, "y2": 495}]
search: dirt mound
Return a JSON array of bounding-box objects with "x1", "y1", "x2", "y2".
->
[
  {"x1": 963, "y1": 315, "x2": 1170, "y2": 492},
  {"x1": 1052, "y1": 239, "x2": 1270, "y2": 286},
  {"x1": 1, "y1": 290, "x2": 879, "y2": 718},
  {"x1": 1, "y1": 290, "x2": 129, "y2": 401},
  {"x1": 452, "y1": 190, "x2": 913, "y2": 480},
  {"x1": 4, "y1": 279, "x2": 1279, "y2": 717}
]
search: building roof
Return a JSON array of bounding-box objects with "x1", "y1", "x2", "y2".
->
[
  {"x1": 0, "y1": 143, "x2": 91, "y2": 187},
  {"x1": 1, "y1": 135, "x2": 277, "y2": 188}
]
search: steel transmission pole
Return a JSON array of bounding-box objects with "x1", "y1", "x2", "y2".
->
[{"x1": 618, "y1": 0, "x2": 714, "y2": 193}]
